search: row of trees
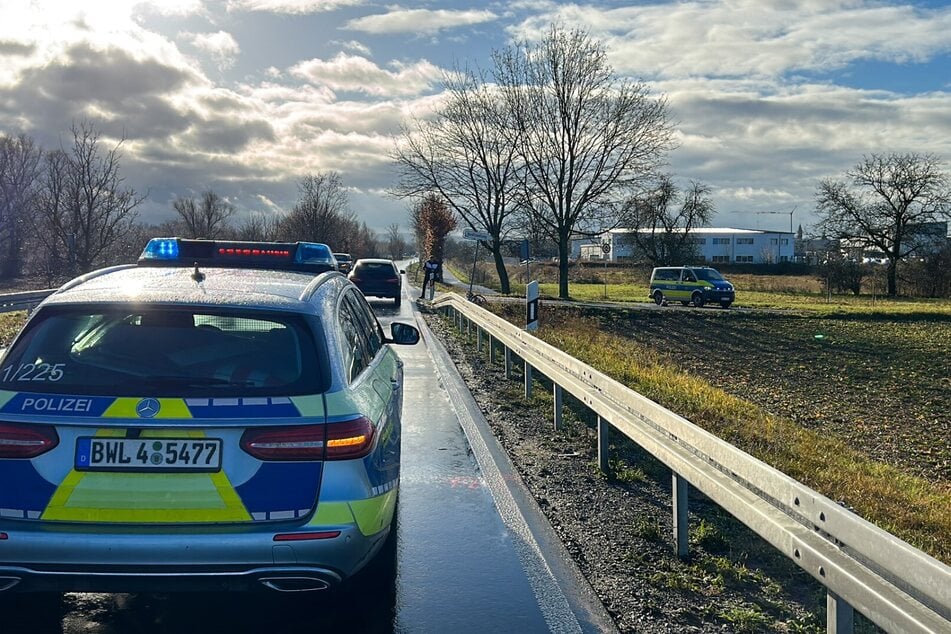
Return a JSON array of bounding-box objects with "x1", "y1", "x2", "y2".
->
[
  {"x1": 392, "y1": 25, "x2": 678, "y2": 299},
  {"x1": 0, "y1": 122, "x2": 404, "y2": 285}
]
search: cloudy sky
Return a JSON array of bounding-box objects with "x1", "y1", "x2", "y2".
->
[{"x1": 1, "y1": 0, "x2": 949, "y2": 236}]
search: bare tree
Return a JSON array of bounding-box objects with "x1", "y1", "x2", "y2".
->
[
  {"x1": 815, "y1": 153, "x2": 951, "y2": 296},
  {"x1": 385, "y1": 223, "x2": 406, "y2": 259},
  {"x1": 621, "y1": 176, "x2": 715, "y2": 265},
  {"x1": 0, "y1": 134, "x2": 42, "y2": 278},
  {"x1": 31, "y1": 120, "x2": 145, "y2": 277},
  {"x1": 393, "y1": 67, "x2": 522, "y2": 293},
  {"x1": 236, "y1": 211, "x2": 283, "y2": 241},
  {"x1": 495, "y1": 25, "x2": 674, "y2": 299},
  {"x1": 278, "y1": 172, "x2": 355, "y2": 249},
  {"x1": 172, "y1": 190, "x2": 236, "y2": 238}
]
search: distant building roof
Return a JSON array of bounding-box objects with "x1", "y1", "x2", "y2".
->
[{"x1": 607, "y1": 227, "x2": 793, "y2": 236}]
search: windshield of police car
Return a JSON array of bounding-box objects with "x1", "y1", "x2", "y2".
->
[
  {"x1": 694, "y1": 268, "x2": 724, "y2": 282},
  {"x1": 0, "y1": 307, "x2": 322, "y2": 396}
]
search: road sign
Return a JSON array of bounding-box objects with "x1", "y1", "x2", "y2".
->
[
  {"x1": 462, "y1": 228, "x2": 491, "y2": 242},
  {"x1": 600, "y1": 241, "x2": 611, "y2": 254}
]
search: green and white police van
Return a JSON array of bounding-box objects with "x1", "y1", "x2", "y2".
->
[{"x1": 649, "y1": 266, "x2": 735, "y2": 309}]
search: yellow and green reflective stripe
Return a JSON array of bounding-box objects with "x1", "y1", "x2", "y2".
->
[{"x1": 103, "y1": 398, "x2": 192, "y2": 419}]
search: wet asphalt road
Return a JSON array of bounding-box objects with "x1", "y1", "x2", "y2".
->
[{"x1": 0, "y1": 278, "x2": 596, "y2": 634}]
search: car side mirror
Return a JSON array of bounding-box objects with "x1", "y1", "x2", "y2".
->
[{"x1": 387, "y1": 322, "x2": 420, "y2": 345}]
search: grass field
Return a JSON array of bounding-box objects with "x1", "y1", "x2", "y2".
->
[{"x1": 490, "y1": 301, "x2": 951, "y2": 563}]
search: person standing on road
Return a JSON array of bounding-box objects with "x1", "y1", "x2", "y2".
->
[{"x1": 421, "y1": 257, "x2": 439, "y2": 299}]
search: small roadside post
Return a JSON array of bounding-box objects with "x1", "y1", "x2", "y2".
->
[
  {"x1": 601, "y1": 240, "x2": 611, "y2": 299},
  {"x1": 526, "y1": 280, "x2": 539, "y2": 332},
  {"x1": 519, "y1": 239, "x2": 532, "y2": 284},
  {"x1": 462, "y1": 228, "x2": 491, "y2": 297}
]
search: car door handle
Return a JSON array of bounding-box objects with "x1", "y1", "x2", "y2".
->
[{"x1": 391, "y1": 379, "x2": 401, "y2": 391}]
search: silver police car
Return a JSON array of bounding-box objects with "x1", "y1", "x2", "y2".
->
[{"x1": 0, "y1": 238, "x2": 418, "y2": 593}]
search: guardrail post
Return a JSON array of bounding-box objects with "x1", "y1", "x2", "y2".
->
[
  {"x1": 673, "y1": 473, "x2": 689, "y2": 559},
  {"x1": 504, "y1": 347, "x2": 512, "y2": 379},
  {"x1": 553, "y1": 384, "x2": 562, "y2": 431},
  {"x1": 477, "y1": 327, "x2": 484, "y2": 352},
  {"x1": 466, "y1": 317, "x2": 471, "y2": 338},
  {"x1": 598, "y1": 416, "x2": 610, "y2": 475},
  {"x1": 524, "y1": 362, "x2": 533, "y2": 398},
  {"x1": 827, "y1": 591, "x2": 854, "y2": 634},
  {"x1": 488, "y1": 336, "x2": 495, "y2": 364}
]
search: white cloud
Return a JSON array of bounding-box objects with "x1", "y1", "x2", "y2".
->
[
  {"x1": 346, "y1": 8, "x2": 498, "y2": 35},
  {"x1": 226, "y1": 0, "x2": 367, "y2": 14},
  {"x1": 507, "y1": 1, "x2": 951, "y2": 80},
  {"x1": 290, "y1": 53, "x2": 443, "y2": 97},
  {"x1": 181, "y1": 30, "x2": 240, "y2": 69}
]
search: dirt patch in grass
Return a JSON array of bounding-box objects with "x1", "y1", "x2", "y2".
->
[{"x1": 550, "y1": 305, "x2": 951, "y2": 486}]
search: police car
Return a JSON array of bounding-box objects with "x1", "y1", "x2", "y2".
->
[
  {"x1": 0, "y1": 238, "x2": 419, "y2": 593},
  {"x1": 649, "y1": 266, "x2": 735, "y2": 308}
]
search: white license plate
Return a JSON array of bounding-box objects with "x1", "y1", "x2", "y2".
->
[{"x1": 75, "y1": 437, "x2": 222, "y2": 472}]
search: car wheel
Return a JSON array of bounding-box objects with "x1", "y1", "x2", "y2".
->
[
  {"x1": 720, "y1": 301, "x2": 732, "y2": 309},
  {"x1": 691, "y1": 291, "x2": 705, "y2": 308},
  {"x1": 652, "y1": 290, "x2": 664, "y2": 305}
]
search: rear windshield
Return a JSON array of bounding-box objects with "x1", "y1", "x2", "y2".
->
[
  {"x1": 0, "y1": 307, "x2": 324, "y2": 397},
  {"x1": 353, "y1": 262, "x2": 396, "y2": 277}
]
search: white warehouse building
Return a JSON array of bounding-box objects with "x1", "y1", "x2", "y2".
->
[{"x1": 578, "y1": 228, "x2": 796, "y2": 265}]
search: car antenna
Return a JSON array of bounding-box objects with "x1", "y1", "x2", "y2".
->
[{"x1": 191, "y1": 262, "x2": 206, "y2": 283}]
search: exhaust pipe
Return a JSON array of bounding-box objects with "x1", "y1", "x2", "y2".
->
[
  {"x1": 0, "y1": 577, "x2": 21, "y2": 592},
  {"x1": 259, "y1": 576, "x2": 331, "y2": 592}
]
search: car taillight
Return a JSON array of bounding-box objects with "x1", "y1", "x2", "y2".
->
[
  {"x1": 240, "y1": 418, "x2": 374, "y2": 461},
  {"x1": 325, "y1": 417, "x2": 374, "y2": 460},
  {"x1": 0, "y1": 423, "x2": 59, "y2": 458}
]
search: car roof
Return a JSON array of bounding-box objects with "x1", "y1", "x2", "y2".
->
[
  {"x1": 41, "y1": 265, "x2": 341, "y2": 313},
  {"x1": 353, "y1": 258, "x2": 395, "y2": 265}
]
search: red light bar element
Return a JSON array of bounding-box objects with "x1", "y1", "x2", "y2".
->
[
  {"x1": 273, "y1": 531, "x2": 341, "y2": 542},
  {"x1": 218, "y1": 248, "x2": 290, "y2": 258},
  {"x1": 0, "y1": 532, "x2": 8, "y2": 540}
]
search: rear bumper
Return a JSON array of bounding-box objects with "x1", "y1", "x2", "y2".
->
[{"x1": 0, "y1": 521, "x2": 388, "y2": 593}]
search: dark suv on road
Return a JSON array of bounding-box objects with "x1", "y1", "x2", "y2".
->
[{"x1": 348, "y1": 259, "x2": 403, "y2": 307}]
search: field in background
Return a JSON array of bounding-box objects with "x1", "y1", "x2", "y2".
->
[
  {"x1": 489, "y1": 302, "x2": 951, "y2": 563},
  {"x1": 462, "y1": 260, "x2": 951, "y2": 316}
]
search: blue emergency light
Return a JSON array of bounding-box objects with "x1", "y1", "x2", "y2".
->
[
  {"x1": 140, "y1": 238, "x2": 180, "y2": 260},
  {"x1": 138, "y1": 238, "x2": 337, "y2": 274}
]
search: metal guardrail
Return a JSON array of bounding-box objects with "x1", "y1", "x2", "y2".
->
[
  {"x1": 0, "y1": 289, "x2": 55, "y2": 315},
  {"x1": 432, "y1": 294, "x2": 951, "y2": 634}
]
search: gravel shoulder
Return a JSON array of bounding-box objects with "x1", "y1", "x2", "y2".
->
[{"x1": 422, "y1": 307, "x2": 841, "y2": 634}]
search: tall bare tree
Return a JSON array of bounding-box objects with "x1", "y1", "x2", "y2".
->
[
  {"x1": 621, "y1": 176, "x2": 715, "y2": 265},
  {"x1": 236, "y1": 211, "x2": 282, "y2": 241},
  {"x1": 0, "y1": 134, "x2": 42, "y2": 278},
  {"x1": 172, "y1": 190, "x2": 236, "y2": 238},
  {"x1": 815, "y1": 153, "x2": 951, "y2": 296},
  {"x1": 393, "y1": 68, "x2": 522, "y2": 293},
  {"x1": 31, "y1": 120, "x2": 145, "y2": 277},
  {"x1": 495, "y1": 25, "x2": 674, "y2": 299},
  {"x1": 385, "y1": 223, "x2": 406, "y2": 259},
  {"x1": 278, "y1": 171, "x2": 355, "y2": 249}
]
